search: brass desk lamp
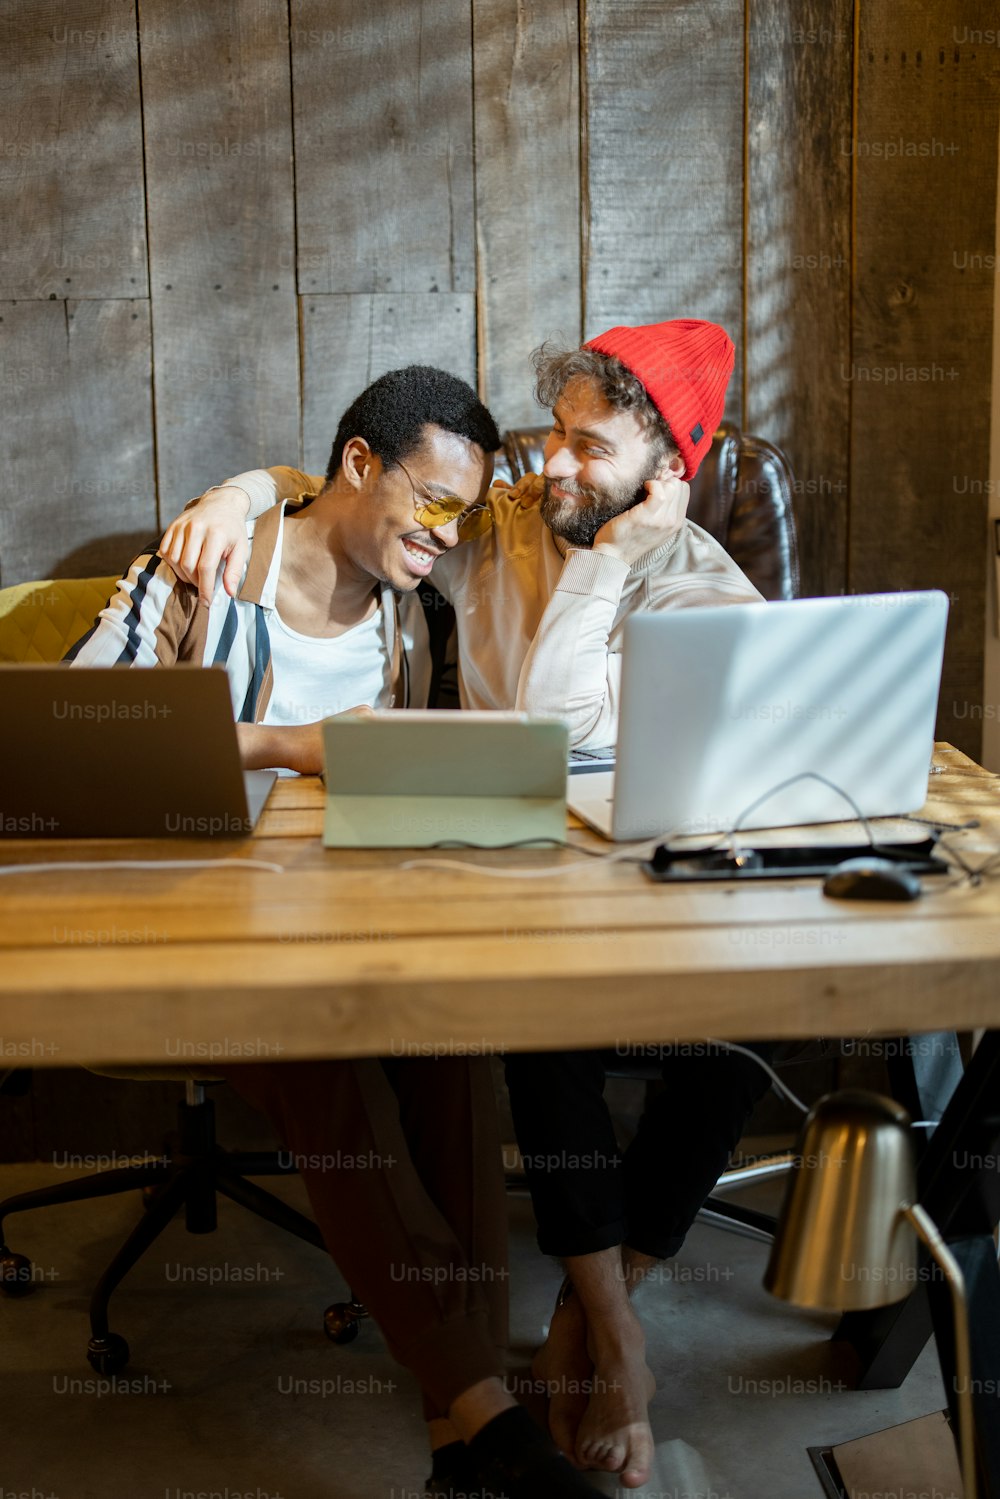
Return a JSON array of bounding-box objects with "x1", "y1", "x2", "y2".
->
[{"x1": 764, "y1": 1090, "x2": 977, "y2": 1499}]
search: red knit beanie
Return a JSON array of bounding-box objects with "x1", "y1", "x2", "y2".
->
[{"x1": 583, "y1": 318, "x2": 735, "y2": 479}]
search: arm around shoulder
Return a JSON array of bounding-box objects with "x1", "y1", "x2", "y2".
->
[{"x1": 161, "y1": 465, "x2": 321, "y2": 602}]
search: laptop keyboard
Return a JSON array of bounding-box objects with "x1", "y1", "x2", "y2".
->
[{"x1": 568, "y1": 746, "x2": 617, "y2": 775}]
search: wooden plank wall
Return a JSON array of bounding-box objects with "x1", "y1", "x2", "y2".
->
[
  {"x1": 301, "y1": 294, "x2": 476, "y2": 473},
  {"x1": 849, "y1": 1, "x2": 1000, "y2": 754},
  {"x1": 141, "y1": 0, "x2": 300, "y2": 511},
  {"x1": 0, "y1": 0, "x2": 156, "y2": 581},
  {"x1": 0, "y1": 0, "x2": 998, "y2": 750},
  {"x1": 745, "y1": 0, "x2": 853, "y2": 601},
  {"x1": 292, "y1": 0, "x2": 478, "y2": 468},
  {"x1": 472, "y1": 0, "x2": 581, "y2": 426},
  {"x1": 584, "y1": 0, "x2": 745, "y2": 422},
  {"x1": 293, "y1": 0, "x2": 476, "y2": 300},
  {"x1": 0, "y1": 0, "x2": 148, "y2": 300}
]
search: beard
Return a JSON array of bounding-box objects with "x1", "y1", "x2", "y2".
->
[{"x1": 539, "y1": 459, "x2": 661, "y2": 548}]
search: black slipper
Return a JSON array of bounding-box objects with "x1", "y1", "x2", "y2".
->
[
  {"x1": 425, "y1": 1439, "x2": 484, "y2": 1498},
  {"x1": 467, "y1": 1405, "x2": 608, "y2": 1498}
]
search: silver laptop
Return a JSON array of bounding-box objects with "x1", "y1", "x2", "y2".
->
[
  {"x1": 568, "y1": 592, "x2": 949, "y2": 841},
  {"x1": 0, "y1": 665, "x2": 276, "y2": 838}
]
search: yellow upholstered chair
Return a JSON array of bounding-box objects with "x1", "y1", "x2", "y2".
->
[
  {"x1": 0, "y1": 576, "x2": 118, "y2": 663},
  {"x1": 0, "y1": 579, "x2": 360, "y2": 1370}
]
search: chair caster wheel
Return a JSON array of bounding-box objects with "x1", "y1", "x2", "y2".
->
[
  {"x1": 0, "y1": 1249, "x2": 34, "y2": 1297},
  {"x1": 323, "y1": 1302, "x2": 361, "y2": 1344},
  {"x1": 87, "y1": 1333, "x2": 130, "y2": 1375}
]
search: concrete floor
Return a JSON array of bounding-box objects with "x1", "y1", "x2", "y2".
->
[{"x1": 0, "y1": 1160, "x2": 949, "y2": 1499}]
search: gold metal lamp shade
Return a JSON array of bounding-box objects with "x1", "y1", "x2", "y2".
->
[
  {"x1": 764, "y1": 1087, "x2": 978, "y2": 1499},
  {"x1": 764, "y1": 1089, "x2": 917, "y2": 1311}
]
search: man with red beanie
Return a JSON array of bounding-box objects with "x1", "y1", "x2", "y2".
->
[
  {"x1": 504, "y1": 317, "x2": 761, "y2": 746},
  {"x1": 158, "y1": 319, "x2": 771, "y2": 1491}
]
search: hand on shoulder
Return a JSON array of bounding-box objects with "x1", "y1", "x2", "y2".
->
[
  {"x1": 160, "y1": 485, "x2": 252, "y2": 605},
  {"x1": 489, "y1": 471, "x2": 545, "y2": 509}
]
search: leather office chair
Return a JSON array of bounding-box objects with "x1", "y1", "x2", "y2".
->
[
  {"x1": 494, "y1": 421, "x2": 801, "y2": 601},
  {"x1": 0, "y1": 578, "x2": 365, "y2": 1372}
]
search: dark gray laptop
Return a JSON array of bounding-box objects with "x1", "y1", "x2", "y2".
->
[{"x1": 0, "y1": 665, "x2": 276, "y2": 838}]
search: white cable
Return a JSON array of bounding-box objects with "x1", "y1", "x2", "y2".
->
[
  {"x1": 398, "y1": 857, "x2": 559, "y2": 879},
  {"x1": 399, "y1": 768, "x2": 882, "y2": 879},
  {"x1": 729, "y1": 770, "x2": 877, "y2": 845},
  {"x1": 399, "y1": 834, "x2": 677, "y2": 879},
  {"x1": 0, "y1": 858, "x2": 285, "y2": 877},
  {"x1": 400, "y1": 764, "x2": 994, "y2": 881},
  {"x1": 704, "y1": 1039, "x2": 810, "y2": 1113},
  {"x1": 705, "y1": 1040, "x2": 945, "y2": 1131}
]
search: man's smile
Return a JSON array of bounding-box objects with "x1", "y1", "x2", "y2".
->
[
  {"x1": 400, "y1": 535, "x2": 442, "y2": 576},
  {"x1": 545, "y1": 478, "x2": 600, "y2": 504}
]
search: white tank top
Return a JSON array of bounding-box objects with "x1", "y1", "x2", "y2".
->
[{"x1": 263, "y1": 604, "x2": 392, "y2": 728}]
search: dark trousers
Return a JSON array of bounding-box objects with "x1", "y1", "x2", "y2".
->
[
  {"x1": 221, "y1": 1056, "x2": 508, "y2": 1419},
  {"x1": 504, "y1": 1042, "x2": 775, "y2": 1260}
]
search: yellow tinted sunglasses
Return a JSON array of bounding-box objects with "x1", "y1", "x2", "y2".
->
[{"x1": 397, "y1": 460, "x2": 493, "y2": 541}]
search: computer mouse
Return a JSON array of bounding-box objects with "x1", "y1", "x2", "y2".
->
[{"x1": 822, "y1": 857, "x2": 923, "y2": 902}]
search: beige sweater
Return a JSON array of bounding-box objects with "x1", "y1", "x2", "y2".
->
[{"x1": 225, "y1": 467, "x2": 764, "y2": 748}]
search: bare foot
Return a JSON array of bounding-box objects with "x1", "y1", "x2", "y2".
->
[
  {"x1": 575, "y1": 1310, "x2": 656, "y2": 1489},
  {"x1": 531, "y1": 1287, "x2": 593, "y2": 1467}
]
